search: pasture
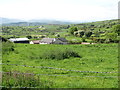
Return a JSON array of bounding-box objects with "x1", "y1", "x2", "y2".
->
[{"x1": 2, "y1": 43, "x2": 118, "y2": 88}]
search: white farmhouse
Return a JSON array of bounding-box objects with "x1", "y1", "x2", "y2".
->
[{"x1": 39, "y1": 38, "x2": 68, "y2": 44}]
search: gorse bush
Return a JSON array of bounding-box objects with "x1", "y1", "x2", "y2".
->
[{"x1": 41, "y1": 48, "x2": 81, "y2": 60}]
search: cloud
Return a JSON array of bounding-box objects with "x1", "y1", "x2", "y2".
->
[{"x1": 0, "y1": 0, "x2": 119, "y2": 21}]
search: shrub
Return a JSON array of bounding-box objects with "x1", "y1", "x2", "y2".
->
[
  {"x1": 69, "y1": 26, "x2": 78, "y2": 35},
  {"x1": 26, "y1": 35, "x2": 32, "y2": 39},
  {"x1": 40, "y1": 48, "x2": 80, "y2": 60}
]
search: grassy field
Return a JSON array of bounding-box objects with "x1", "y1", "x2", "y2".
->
[{"x1": 2, "y1": 43, "x2": 118, "y2": 88}]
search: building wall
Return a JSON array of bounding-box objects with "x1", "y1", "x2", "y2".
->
[
  {"x1": 40, "y1": 42, "x2": 48, "y2": 44},
  {"x1": 30, "y1": 41, "x2": 34, "y2": 44},
  {"x1": 14, "y1": 41, "x2": 29, "y2": 43}
]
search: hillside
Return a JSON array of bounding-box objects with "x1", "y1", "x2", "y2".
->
[
  {"x1": 0, "y1": 17, "x2": 25, "y2": 24},
  {"x1": 1, "y1": 19, "x2": 119, "y2": 88},
  {"x1": 1, "y1": 19, "x2": 119, "y2": 43}
]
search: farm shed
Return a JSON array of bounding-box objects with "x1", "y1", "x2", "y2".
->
[
  {"x1": 9, "y1": 38, "x2": 29, "y2": 43},
  {"x1": 81, "y1": 42, "x2": 91, "y2": 44},
  {"x1": 40, "y1": 38, "x2": 55, "y2": 44},
  {"x1": 54, "y1": 38, "x2": 68, "y2": 44},
  {"x1": 40, "y1": 38, "x2": 68, "y2": 44}
]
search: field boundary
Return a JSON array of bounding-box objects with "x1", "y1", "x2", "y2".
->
[
  {"x1": 1, "y1": 63, "x2": 118, "y2": 74},
  {"x1": 1, "y1": 72, "x2": 118, "y2": 78},
  {"x1": 0, "y1": 86, "x2": 39, "y2": 88}
]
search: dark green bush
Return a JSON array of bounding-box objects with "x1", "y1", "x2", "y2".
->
[
  {"x1": 26, "y1": 35, "x2": 32, "y2": 39},
  {"x1": 41, "y1": 48, "x2": 81, "y2": 60}
]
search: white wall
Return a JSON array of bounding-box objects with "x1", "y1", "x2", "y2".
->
[{"x1": 30, "y1": 41, "x2": 34, "y2": 44}]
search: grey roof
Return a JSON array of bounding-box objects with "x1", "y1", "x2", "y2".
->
[
  {"x1": 40, "y1": 38, "x2": 55, "y2": 44},
  {"x1": 9, "y1": 38, "x2": 29, "y2": 42},
  {"x1": 57, "y1": 38, "x2": 68, "y2": 42},
  {"x1": 40, "y1": 38, "x2": 68, "y2": 44}
]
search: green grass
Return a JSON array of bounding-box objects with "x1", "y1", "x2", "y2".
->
[{"x1": 2, "y1": 43, "x2": 118, "y2": 88}]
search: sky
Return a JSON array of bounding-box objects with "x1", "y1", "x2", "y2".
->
[{"x1": 0, "y1": 0, "x2": 119, "y2": 22}]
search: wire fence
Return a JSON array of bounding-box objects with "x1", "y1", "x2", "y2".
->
[
  {"x1": 1, "y1": 71, "x2": 118, "y2": 78},
  {"x1": 1, "y1": 63, "x2": 118, "y2": 74},
  {"x1": 1, "y1": 71, "x2": 119, "y2": 88},
  {"x1": 1, "y1": 63, "x2": 118, "y2": 88},
  {"x1": 0, "y1": 86, "x2": 38, "y2": 88}
]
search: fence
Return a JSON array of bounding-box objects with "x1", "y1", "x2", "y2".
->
[
  {"x1": 1, "y1": 63, "x2": 118, "y2": 88},
  {"x1": 1, "y1": 63, "x2": 118, "y2": 73},
  {"x1": 1, "y1": 71, "x2": 118, "y2": 78}
]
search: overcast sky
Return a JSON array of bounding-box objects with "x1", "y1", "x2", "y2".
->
[{"x1": 0, "y1": 0, "x2": 119, "y2": 22}]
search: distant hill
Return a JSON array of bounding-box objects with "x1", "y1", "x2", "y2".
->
[
  {"x1": 29, "y1": 19, "x2": 74, "y2": 24},
  {"x1": 1, "y1": 17, "x2": 76, "y2": 26},
  {"x1": 1, "y1": 17, "x2": 119, "y2": 26},
  {"x1": 0, "y1": 17, "x2": 25, "y2": 24}
]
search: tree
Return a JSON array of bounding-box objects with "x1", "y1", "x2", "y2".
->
[
  {"x1": 74, "y1": 30, "x2": 84, "y2": 37},
  {"x1": 55, "y1": 34, "x2": 60, "y2": 37},
  {"x1": 74, "y1": 31, "x2": 78, "y2": 36},
  {"x1": 113, "y1": 25, "x2": 120, "y2": 36},
  {"x1": 105, "y1": 33, "x2": 117, "y2": 42},
  {"x1": 82, "y1": 35, "x2": 86, "y2": 42},
  {"x1": 69, "y1": 26, "x2": 78, "y2": 35},
  {"x1": 26, "y1": 35, "x2": 32, "y2": 39},
  {"x1": 85, "y1": 31, "x2": 92, "y2": 38}
]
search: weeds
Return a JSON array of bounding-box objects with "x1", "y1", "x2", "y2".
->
[{"x1": 2, "y1": 71, "x2": 52, "y2": 88}]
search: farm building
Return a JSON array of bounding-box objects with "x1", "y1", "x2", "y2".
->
[
  {"x1": 40, "y1": 38, "x2": 55, "y2": 44},
  {"x1": 9, "y1": 38, "x2": 29, "y2": 43},
  {"x1": 54, "y1": 38, "x2": 68, "y2": 44},
  {"x1": 81, "y1": 42, "x2": 91, "y2": 44},
  {"x1": 39, "y1": 38, "x2": 68, "y2": 44},
  {"x1": 30, "y1": 40, "x2": 40, "y2": 44}
]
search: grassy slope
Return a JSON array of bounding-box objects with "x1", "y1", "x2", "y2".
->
[{"x1": 2, "y1": 43, "x2": 118, "y2": 88}]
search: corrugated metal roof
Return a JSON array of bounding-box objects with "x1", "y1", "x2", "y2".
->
[
  {"x1": 57, "y1": 38, "x2": 68, "y2": 42},
  {"x1": 9, "y1": 38, "x2": 29, "y2": 42}
]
